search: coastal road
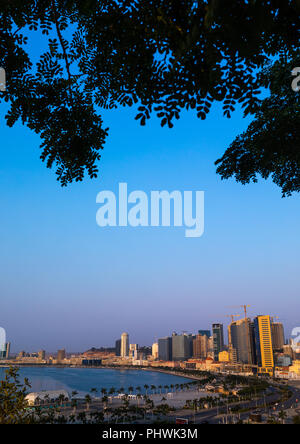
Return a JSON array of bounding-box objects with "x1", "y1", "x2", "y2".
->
[{"x1": 166, "y1": 388, "x2": 282, "y2": 424}]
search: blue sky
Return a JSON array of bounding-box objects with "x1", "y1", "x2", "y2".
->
[{"x1": 0, "y1": 90, "x2": 299, "y2": 353}]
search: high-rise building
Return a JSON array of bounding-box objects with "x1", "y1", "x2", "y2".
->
[
  {"x1": 212, "y1": 324, "x2": 224, "y2": 361},
  {"x1": 115, "y1": 339, "x2": 121, "y2": 356},
  {"x1": 229, "y1": 318, "x2": 255, "y2": 365},
  {"x1": 254, "y1": 315, "x2": 274, "y2": 375},
  {"x1": 158, "y1": 337, "x2": 172, "y2": 361},
  {"x1": 172, "y1": 333, "x2": 192, "y2": 361},
  {"x1": 5, "y1": 342, "x2": 10, "y2": 359},
  {"x1": 121, "y1": 332, "x2": 129, "y2": 357},
  {"x1": 208, "y1": 336, "x2": 214, "y2": 358},
  {"x1": 57, "y1": 349, "x2": 66, "y2": 362},
  {"x1": 193, "y1": 334, "x2": 209, "y2": 359},
  {"x1": 271, "y1": 322, "x2": 285, "y2": 351},
  {"x1": 188, "y1": 335, "x2": 195, "y2": 358},
  {"x1": 152, "y1": 343, "x2": 158, "y2": 359},
  {"x1": 129, "y1": 344, "x2": 138, "y2": 359}
]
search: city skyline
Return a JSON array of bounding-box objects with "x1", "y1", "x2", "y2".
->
[{"x1": 4, "y1": 310, "x2": 295, "y2": 354}]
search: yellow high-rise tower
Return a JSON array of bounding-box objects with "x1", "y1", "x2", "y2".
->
[{"x1": 255, "y1": 315, "x2": 274, "y2": 375}]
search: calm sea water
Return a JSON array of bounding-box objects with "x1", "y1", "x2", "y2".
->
[{"x1": 0, "y1": 367, "x2": 193, "y2": 397}]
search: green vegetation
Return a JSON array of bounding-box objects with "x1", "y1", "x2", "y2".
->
[{"x1": 0, "y1": 367, "x2": 56, "y2": 424}]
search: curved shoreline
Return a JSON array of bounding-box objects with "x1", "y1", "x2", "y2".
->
[{"x1": 0, "y1": 364, "x2": 198, "y2": 383}]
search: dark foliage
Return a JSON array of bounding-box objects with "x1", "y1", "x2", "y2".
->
[{"x1": 0, "y1": 1, "x2": 299, "y2": 192}]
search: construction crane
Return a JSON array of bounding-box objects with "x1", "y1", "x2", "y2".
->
[
  {"x1": 228, "y1": 305, "x2": 251, "y2": 319},
  {"x1": 226, "y1": 314, "x2": 240, "y2": 324},
  {"x1": 240, "y1": 304, "x2": 251, "y2": 319}
]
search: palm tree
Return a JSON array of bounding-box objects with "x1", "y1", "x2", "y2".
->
[
  {"x1": 85, "y1": 394, "x2": 92, "y2": 412},
  {"x1": 101, "y1": 388, "x2": 107, "y2": 397},
  {"x1": 145, "y1": 398, "x2": 154, "y2": 420},
  {"x1": 151, "y1": 385, "x2": 156, "y2": 394},
  {"x1": 69, "y1": 414, "x2": 76, "y2": 424},
  {"x1": 102, "y1": 395, "x2": 109, "y2": 409},
  {"x1": 109, "y1": 387, "x2": 116, "y2": 396},
  {"x1": 136, "y1": 393, "x2": 142, "y2": 408},
  {"x1": 144, "y1": 384, "x2": 149, "y2": 396},
  {"x1": 57, "y1": 394, "x2": 65, "y2": 408},
  {"x1": 90, "y1": 387, "x2": 97, "y2": 396},
  {"x1": 164, "y1": 385, "x2": 169, "y2": 394},
  {"x1": 71, "y1": 398, "x2": 78, "y2": 414},
  {"x1": 158, "y1": 385, "x2": 162, "y2": 394},
  {"x1": 278, "y1": 410, "x2": 287, "y2": 424},
  {"x1": 128, "y1": 386, "x2": 134, "y2": 396}
]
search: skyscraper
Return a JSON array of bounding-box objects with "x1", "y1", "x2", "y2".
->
[
  {"x1": 212, "y1": 324, "x2": 224, "y2": 361},
  {"x1": 121, "y1": 332, "x2": 129, "y2": 357},
  {"x1": 193, "y1": 334, "x2": 209, "y2": 359},
  {"x1": 158, "y1": 337, "x2": 172, "y2": 361},
  {"x1": 5, "y1": 342, "x2": 10, "y2": 359},
  {"x1": 271, "y1": 322, "x2": 285, "y2": 351},
  {"x1": 115, "y1": 339, "x2": 121, "y2": 356},
  {"x1": 172, "y1": 333, "x2": 193, "y2": 361},
  {"x1": 57, "y1": 349, "x2": 66, "y2": 362},
  {"x1": 254, "y1": 315, "x2": 274, "y2": 375},
  {"x1": 152, "y1": 343, "x2": 158, "y2": 359},
  {"x1": 229, "y1": 318, "x2": 255, "y2": 365}
]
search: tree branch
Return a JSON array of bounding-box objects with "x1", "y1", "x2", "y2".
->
[{"x1": 51, "y1": 0, "x2": 73, "y2": 104}]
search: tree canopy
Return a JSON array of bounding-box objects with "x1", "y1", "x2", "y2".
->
[{"x1": 0, "y1": 0, "x2": 299, "y2": 193}]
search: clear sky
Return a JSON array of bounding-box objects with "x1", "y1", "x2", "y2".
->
[{"x1": 1, "y1": 82, "x2": 299, "y2": 353}]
